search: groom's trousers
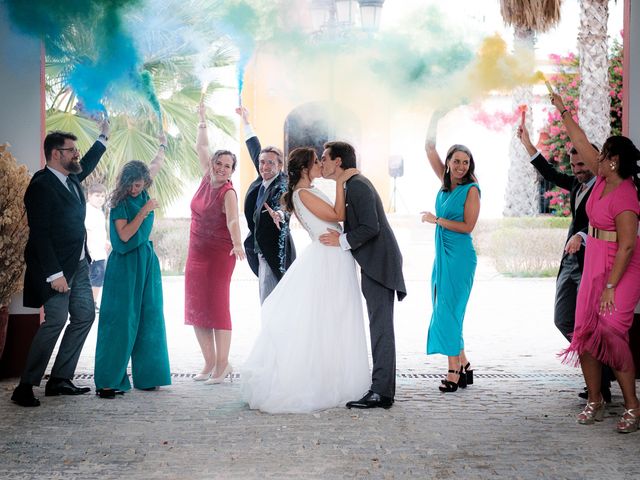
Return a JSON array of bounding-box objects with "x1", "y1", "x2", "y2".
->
[{"x1": 361, "y1": 272, "x2": 396, "y2": 399}]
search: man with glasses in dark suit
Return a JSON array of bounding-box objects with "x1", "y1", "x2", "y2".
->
[
  {"x1": 11, "y1": 119, "x2": 109, "y2": 407},
  {"x1": 236, "y1": 107, "x2": 295, "y2": 303}
]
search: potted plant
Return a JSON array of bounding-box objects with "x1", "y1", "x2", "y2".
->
[{"x1": 0, "y1": 144, "x2": 30, "y2": 359}]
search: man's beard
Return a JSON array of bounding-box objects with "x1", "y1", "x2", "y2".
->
[{"x1": 65, "y1": 158, "x2": 82, "y2": 174}]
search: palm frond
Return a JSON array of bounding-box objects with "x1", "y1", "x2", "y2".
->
[
  {"x1": 44, "y1": 0, "x2": 238, "y2": 210},
  {"x1": 500, "y1": 0, "x2": 563, "y2": 32}
]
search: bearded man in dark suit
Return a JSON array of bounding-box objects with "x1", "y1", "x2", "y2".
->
[{"x1": 11, "y1": 120, "x2": 109, "y2": 407}]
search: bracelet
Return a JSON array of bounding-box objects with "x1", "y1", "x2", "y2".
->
[
  {"x1": 560, "y1": 109, "x2": 569, "y2": 117},
  {"x1": 98, "y1": 134, "x2": 108, "y2": 141},
  {"x1": 198, "y1": 122, "x2": 207, "y2": 128},
  {"x1": 435, "y1": 216, "x2": 439, "y2": 224},
  {"x1": 159, "y1": 144, "x2": 167, "y2": 150},
  {"x1": 606, "y1": 283, "x2": 615, "y2": 289}
]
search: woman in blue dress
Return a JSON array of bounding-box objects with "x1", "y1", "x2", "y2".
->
[
  {"x1": 422, "y1": 112, "x2": 480, "y2": 393},
  {"x1": 94, "y1": 136, "x2": 171, "y2": 398}
]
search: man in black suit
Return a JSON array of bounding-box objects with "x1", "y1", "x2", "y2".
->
[
  {"x1": 518, "y1": 125, "x2": 611, "y2": 402},
  {"x1": 320, "y1": 141, "x2": 406, "y2": 409},
  {"x1": 11, "y1": 121, "x2": 109, "y2": 407},
  {"x1": 236, "y1": 108, "x2": 295, "y2": 303}
]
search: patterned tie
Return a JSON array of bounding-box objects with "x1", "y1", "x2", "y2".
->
[{"x1": 66, "y1": 177, "x2": 81, "y2": 202}]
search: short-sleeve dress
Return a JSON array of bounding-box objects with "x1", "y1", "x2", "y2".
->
[
  {"x1": 184, "y1": 178, "x2": 236, "y2": 330},
  {"x1": 94, "y1": 190, "x2": 171, "y2": 391},
  {"x1": 562, "y1": 177, "x2": 640, "y2": 371}
]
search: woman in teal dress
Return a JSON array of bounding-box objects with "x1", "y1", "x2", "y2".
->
[
  {"x1": 94, "y1": 138, "x2": 171, "y2": 398},
  {"x1": 422, "y1": 112, "x2": 481, "y2": 393}
]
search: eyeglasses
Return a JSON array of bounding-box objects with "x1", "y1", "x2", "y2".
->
[{"x1": 56, "y1": 147, "x2": 80, "y2": 154}]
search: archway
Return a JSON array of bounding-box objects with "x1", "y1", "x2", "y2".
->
[{"x1": 283, "y1": 102, "x2": 361, "y2": 161}]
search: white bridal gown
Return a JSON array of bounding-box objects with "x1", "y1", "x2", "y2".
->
[{"x1": 241, "y1": 187, "x2": 370, "y2": 413}]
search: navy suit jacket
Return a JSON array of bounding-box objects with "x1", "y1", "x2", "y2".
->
[
  {"x1": 23, "y1": 141, "x2": 106, "y2": 307},
  {"x1": 242, "y1": 136, "x2": 295, "y2": 279}
]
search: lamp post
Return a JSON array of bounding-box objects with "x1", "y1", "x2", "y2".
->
[
  {"x1": 300, "y1": 0, "x2": 386, "y2": 159},
  {"x1": 310, "y1": 0, "x2": 385, "y2": 34},
  {"x1": 358, "y1": 0, "x2": 385, "y2": 31}
]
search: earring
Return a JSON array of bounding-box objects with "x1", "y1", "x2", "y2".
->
[
  {"x1": 610, "y1": 162, "x2": 616, "y2": 171},
  {"x1": 445, "y1": 165, "x2": 450, "y2": 174}
]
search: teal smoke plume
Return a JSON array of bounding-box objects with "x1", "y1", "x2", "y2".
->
[{"x1": 5, "y1": 0, "x2": 145, "y2": 112}]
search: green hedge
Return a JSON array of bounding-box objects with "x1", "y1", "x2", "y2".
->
[
  {"x1": 151, "y1": 218, "x2": 190, "y2": 275},
  {"x1": 474, "y1": 217, "x2": 569, "y2": 277}
]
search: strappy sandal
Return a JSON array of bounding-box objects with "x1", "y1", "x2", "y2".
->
[
  {"x1": 616, "y1": 407, "x2": 640, "y2": 433},
  {"x1": 439, "y1": 369, "x2": 461, "y2": 393},
  {"x1": 576, "y1": 399, "x2": 605, "y2": 425}
]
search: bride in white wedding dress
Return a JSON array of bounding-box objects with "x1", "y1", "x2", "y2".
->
[{"x1": 241, "y1": 147, "x2": 370, "y2": 414}]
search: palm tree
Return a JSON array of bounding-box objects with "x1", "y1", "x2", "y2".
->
[
  {"x1": 577, "y1": 0, "x2": 610, "y2": 147},
  {"x1": 45, "y1": 0, "x2": 237, "y2": 210},
  {"x1": 503, "y1": 27, "x2": 538, "y2": 217},
  {"x1": 499, "y1": 0, "x2": 562, "y2": 217}
]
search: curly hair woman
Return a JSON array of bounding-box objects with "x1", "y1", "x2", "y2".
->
[{"x1": 94, "y1": 135, "x2": 171, "y2": 398}]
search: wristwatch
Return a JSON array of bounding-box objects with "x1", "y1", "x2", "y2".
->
[{"x1": 98, "y1": 134, "x2": 108, "y2": 141}]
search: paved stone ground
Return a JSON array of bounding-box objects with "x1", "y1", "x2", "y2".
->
[{"x1": 2, "y1": 223, "x2": 639, "y2": 479}]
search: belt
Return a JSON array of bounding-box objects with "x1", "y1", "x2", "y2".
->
[{"x1": 588, "y1": 225, "x2": 617, "y2": 242}]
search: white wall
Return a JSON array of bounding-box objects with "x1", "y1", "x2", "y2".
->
[{"x1": 0, "y1": 4, "x2": 43, "y2": 314}]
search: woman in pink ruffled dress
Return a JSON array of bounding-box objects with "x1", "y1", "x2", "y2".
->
[{"x1": 552, "y1": 93, "x2": 640, "y2": 433}]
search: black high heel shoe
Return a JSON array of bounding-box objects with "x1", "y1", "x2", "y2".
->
[
  {"x1": 457, "y1": 367, "x2": 467, "y2": 389},
  {"x1": 439, "y1": 369, "x2": 461, "y2": 393},
  {"x1": 463, "y1": 362, "x2": 473, "y2": 385}
]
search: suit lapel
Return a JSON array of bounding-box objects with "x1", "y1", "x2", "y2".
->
[
  {"x1": 44, "y1": 168, "x2": 79, "y2": 203},
  {"x1": 253, "y1": 180, "x2": 273, "y2": 226},
  {"x1": 343, "y1": 175, "x2": 357, "y2": 232}
]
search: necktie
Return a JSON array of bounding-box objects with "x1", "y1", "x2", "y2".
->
[
  {"x1": 66, "y1": 177, "x2": 81, "y2": 202},
  {"x1": 255, "y1": 183, "x2": 267, "y2": 211}
]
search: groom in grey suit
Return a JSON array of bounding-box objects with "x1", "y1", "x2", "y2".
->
[{"x1": 320, "y1": 141, "x2": 406, "y2": 409}]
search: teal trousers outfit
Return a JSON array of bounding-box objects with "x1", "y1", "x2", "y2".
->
[
  {"x1": 94, "y1": 190, "x2": 171, "y2": 391},
  {"x1": 427, "y1": 182, "x2": 480, "y2": 356}
]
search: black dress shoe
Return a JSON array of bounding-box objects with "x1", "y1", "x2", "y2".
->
[
  {"x1": 11, "y1": 383, "x2": 40, "y2": 407},
  {"x1": 346, "y1": 390, "x2": 393, "y2": 409},
  {"x1": 45, "y1": 378, "x2": 91, "y2": 396},
  {"x1": 96, "y1": 388, "x2": 124, "y2": 399},
  {"x1": 578, "y1": 384, "x2": 612, "y2": 403}
]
